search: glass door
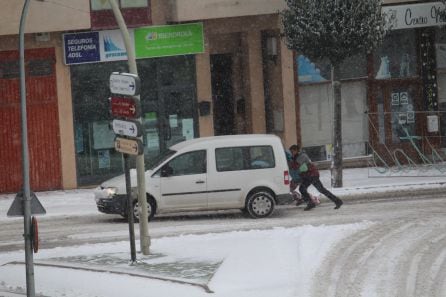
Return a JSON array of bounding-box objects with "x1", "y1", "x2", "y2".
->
[{"x1": 369, "y1": 79, "x2": 422, "y2": 164}]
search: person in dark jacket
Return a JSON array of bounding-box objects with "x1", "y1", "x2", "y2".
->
[{"x1": 289, "y1": 145, "x2": 343, "y2": 211}]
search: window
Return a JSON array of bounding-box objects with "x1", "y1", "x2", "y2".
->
[
  {"x1": 91, "y1": 0, "x2": 111, "y2": 10},
  {"x1": 163, "y1": 150, "x2": 206, "y2": 176},
  {"x1": 216, "y1": 146, "x2": 275, "y2": 172},
  {"x1": 161, "y1": 150, "x2": 207, "y2": 176},
  {"x1": 90, "y1": 0, "x2": 150, "y2": 29},
  {"x1": 390, "y1": 88, "x2": 416, "y2": 144},
  {"x1": 374, "y1": 30, "x2": 418, "y2": 80},
  {"x1": 120, "y1": 0, "x2": 147, "y2": 8},
  {"x1": 90, "y1": 0, "x2": 147, "y2": 10},
  {"x1": 297, "y1": 53, "x2": 367, "y2": 84}
]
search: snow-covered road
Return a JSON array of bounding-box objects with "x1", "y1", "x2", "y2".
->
[
  {"x1": 1, "y1": 190, "x2": 446, "y2": 296},
  {"x1": 312, "y1": 196, "x2": 446, "y2": 297}
]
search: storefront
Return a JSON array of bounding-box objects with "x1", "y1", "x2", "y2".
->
[
  {"x1": 297, "y1": 1, "x2": 446, "y2": 165},
  {"x1": 369, "y1": 1, "x2": 445, "y2": 165},
  {"x1": 64, "y1": 24, "x2": 202, "y2": 185}
]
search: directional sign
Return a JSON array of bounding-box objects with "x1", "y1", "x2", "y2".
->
[
  {"x1": 112, "y1": 119, "x2": 142, "y2": 138},
  {"x1": 110, "y1": 72, "x2": 140, "y2": 96},
  {"x1": 115, "y1": 136, "x2": 143, "y2": 155},
  {"x1": 110, "y1": 96, "x2": 141, "y2": 118},
  {"x1": 7, "y1": 192, "x2": 46, "y2": 217}
]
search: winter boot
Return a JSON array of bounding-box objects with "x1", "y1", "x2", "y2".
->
[
  {"x1": 334, "y1": 199, "x2": 343, "y2": 210},
  {"x1": 304, "y1": 202, "x2": 316, "y2": 211}
]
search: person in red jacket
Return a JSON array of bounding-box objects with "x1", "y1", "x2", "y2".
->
[{"x1": 289, "y1": 145, "x2": 343, "y2": 211}]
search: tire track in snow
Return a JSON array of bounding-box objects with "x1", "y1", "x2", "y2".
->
[
  {"x1": 395, "y1": 220, "x2": 446, "y2": 297},
  {"x1": 311, "y1": 217, "x2": 446, "y2": 297}
]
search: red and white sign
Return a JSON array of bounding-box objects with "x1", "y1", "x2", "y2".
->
[{"x1": 110, "y1": 96, "x2": 141, "y2": 119}]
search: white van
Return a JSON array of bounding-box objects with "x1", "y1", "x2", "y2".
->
[{"x1": 95, "y1": 134, "x2": 293, "y2": 219}]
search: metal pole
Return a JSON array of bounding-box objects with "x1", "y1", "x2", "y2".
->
[
  {"x1": 124, "y1": 154, "x2": 137, "y2": 262},
  {"x1": 108, "y1": 0, "x2": 150, "y2": 254},
  {"x1": 19, "y1": 0, "x2": 36, "y2": 296}
]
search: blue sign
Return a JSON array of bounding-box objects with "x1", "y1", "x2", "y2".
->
[{"x1": 64, "y1": 32, "x2": 100, "y2": 65}]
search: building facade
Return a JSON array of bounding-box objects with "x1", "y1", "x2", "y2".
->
[
  {"x1": 0, "y1": 0, "x2": 296, "y2": 192},
  {"x1": 297, "y1": 0, "x2": 446, "y2": 168},
  {"x1": 1, "y1": 0, "x2": 444, "y2": 193}
]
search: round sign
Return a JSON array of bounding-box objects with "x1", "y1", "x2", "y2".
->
[{"x1": 31, "y1": 216, "x2": 39, "y2": 253}]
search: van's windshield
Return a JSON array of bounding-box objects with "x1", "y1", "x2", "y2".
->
[{"x1": 145, "y1": 149, "x2": 176, "y2": 170}]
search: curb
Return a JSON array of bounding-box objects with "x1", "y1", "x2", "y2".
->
[
  {"x1": 3, "y1": 261, "x2": 214, "y2": 294},
  {"x1": 338, "y1": 185, "x2": 446, "y2": 202}
]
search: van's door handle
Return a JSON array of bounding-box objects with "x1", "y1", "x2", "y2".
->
[{"x1": 195, "y1": 180, "x2": 205, "y2": 184}]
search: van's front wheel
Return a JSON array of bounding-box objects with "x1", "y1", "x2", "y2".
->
[
  {"x1": 133, "y1": 197, "x2": 155, "y2": 222},
  {"x1": 246, "y1": 191, "x2": 275, "y2": 218}
]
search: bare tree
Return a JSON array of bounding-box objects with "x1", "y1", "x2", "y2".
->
[{"x1": 282, "y1": 0, "x2": 387, "y2": 187}]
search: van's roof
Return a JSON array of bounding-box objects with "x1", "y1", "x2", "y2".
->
[{"x1": 170, "y1": 134, "x2": 282, "y2": 151}]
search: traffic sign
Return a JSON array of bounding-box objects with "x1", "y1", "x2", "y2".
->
[
  {"x1": 110, "y1": 72, "x2": 140, "y2": 96},
  {"x1": 7, "y1": 192, "x2": 46, "y2": 217},
  {"x1": 110, "y1": 96, "x2": 141, "y2": 118},
  {"x1": 115, "y1": 136, "x2": 144, "y2": 155},
  {"x1": 112, "y1": 119, "x2": 142, "y2": 138}
]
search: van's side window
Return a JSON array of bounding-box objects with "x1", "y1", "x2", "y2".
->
[
  {"x1": 216, "y1": 146, "x2": 275, "y2": 171},
  {"x1": 159, "y1": 150, "x2": 206, "y2": 176}
]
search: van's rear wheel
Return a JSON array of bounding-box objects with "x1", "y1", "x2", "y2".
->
[
  {"x1": 133, "y1": 198, "x2": 155, "y2": 222},
  {"x1": 246, "y1": 191, "x2": 275, "y2": 218}
]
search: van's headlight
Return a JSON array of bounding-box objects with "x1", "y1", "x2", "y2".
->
[
  {"x1": 95, "y1": 187, "x2": 118, "y2": 198},
  {"x1": 104, "y1": 187, "x2": 118, "y2": 198}
]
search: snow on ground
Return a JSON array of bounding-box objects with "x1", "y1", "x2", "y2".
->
[
  {"x1": 1, "y1": 167, "x2": 445, "y2": 296},
  {"x1": 0, "y1": 223, "x2": 371, "y2": 297}
]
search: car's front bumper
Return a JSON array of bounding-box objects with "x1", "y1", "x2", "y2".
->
[{"x1": 95, "y1": 194, "x2": 127, "y2": 215}]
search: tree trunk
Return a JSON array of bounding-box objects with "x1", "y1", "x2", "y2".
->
[{"x1": 331, "y1": 65, "x2": 343, "y2": 188}]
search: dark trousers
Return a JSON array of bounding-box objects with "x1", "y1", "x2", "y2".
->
[{"x1": 299, "y1": 176, "x2": 341, "y2": 205}]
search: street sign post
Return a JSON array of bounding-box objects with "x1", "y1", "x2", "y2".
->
[
  {"x1": 7, "y1": 192, "x2": 46, "y2": 217},
  {"x1": 110, "y1": 72, "x2": 141, "y2": 96},
  {"x1": 115, "y1": 136, "x2": 143, "y2": 155},
  {"x1": 110, "y1": 96, "x2": 141, "y2": 118},
  {"x1": 112, "y1": 119, "x2": 142, "y2": 138},
  {"x1": 108, "y1": 63, "x2": 149, "y2": 256}
]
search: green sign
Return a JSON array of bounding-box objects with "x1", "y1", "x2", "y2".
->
[{"x1": 135, "y1": 23, "x2": 204, "y2": 58}]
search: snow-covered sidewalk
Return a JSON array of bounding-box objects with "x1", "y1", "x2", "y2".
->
[{"x1": 1, "y1": 167, "x2": 445, "y2": 222}]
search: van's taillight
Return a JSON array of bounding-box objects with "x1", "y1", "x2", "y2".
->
[{"x1": 284, "y1": 170, "x2": 290, "y2": 185}]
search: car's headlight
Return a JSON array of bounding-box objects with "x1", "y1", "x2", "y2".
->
[{"x1": 104, "y1": 187, "x2": 118, "y2": 197}]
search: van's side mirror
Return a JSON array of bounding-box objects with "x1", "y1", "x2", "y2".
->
[{"x1": 161, "y1": 165, "x2": 173, "y2": 177}]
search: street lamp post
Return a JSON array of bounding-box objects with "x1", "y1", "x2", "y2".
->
[{"x1": 18, "y1": 0, "x2": 36, "y2": 296}]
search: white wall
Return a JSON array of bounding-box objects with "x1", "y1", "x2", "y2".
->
[
  {"x1": 0, "y1": 0, "x2": 90, "y2": 35},
  {"x1": 170, "y1": 0, "x2": 287, "y2": 22}
]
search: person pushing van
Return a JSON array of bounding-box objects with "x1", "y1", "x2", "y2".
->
[{"x1": 289, "y1": 145, "x2": 343, "y2": 211}]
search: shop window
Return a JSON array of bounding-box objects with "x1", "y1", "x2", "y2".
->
[
  {"x1": 374, "y1": 30, "x2": 418, "y2": 80},
  {"x1": 71, "y1": 56, "x2": 197, "y2": 186},
  {"x1": 297, "y1": 53, "x2": 367, "y2": 84},
  {"x1": 390, "y1": 88, "x2": 416, "y2": 144}
]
